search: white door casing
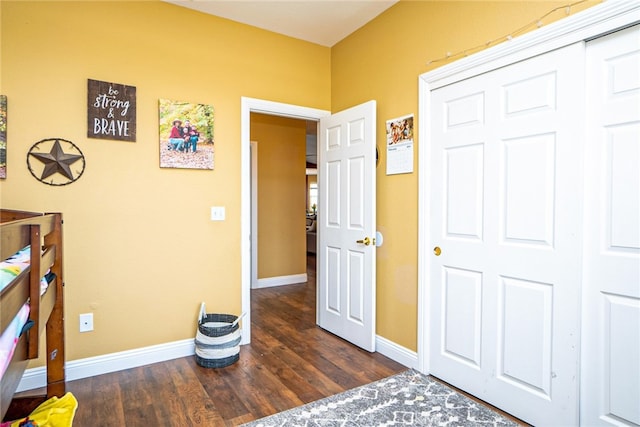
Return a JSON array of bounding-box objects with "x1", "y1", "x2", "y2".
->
[
  {"x1": 581, "y1": 25, "x2": 640, "y2": 426},
  {"x1": 427, "y1": 42, "x2": 584, "y2": 426},
  {"x1": 317, "y1": 101, "x2": 377, "y2": 352},
  {"x1": 250, "y1": 141, "x2": 258, "y2": 289}
]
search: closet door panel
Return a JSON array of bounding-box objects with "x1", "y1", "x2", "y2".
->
[
  {"x1": 582, "y1": 24, "x2": 640, "y2": 427},
  {"x1": 428, "y1": 42, "x2": 584, "y2": 426}
]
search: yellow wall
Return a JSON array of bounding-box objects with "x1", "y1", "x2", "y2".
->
[
  {"x1": 331, "y1": 0, "x2": 599, "y2": 350},
  {"x1": 0, "y1": 1, "x2": 329, "y2": 361},
  {"x1": 251, "y1": 113, "x2": 307, "y2": 279},
  {"x1": 0, "y1": 0, "x2": 600, "y2": 364}
]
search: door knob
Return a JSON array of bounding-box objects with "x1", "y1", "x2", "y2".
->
[
  {"x1": 433, "y1": 246, "x2": 442, "y2": 256},
  {"x1": 357, "y1": 237, "x2": 371, "y2": 246}
]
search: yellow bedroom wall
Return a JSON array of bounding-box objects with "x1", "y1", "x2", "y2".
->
[
  {"x1": 251, "y1": 113, "x2": 307, "y2": 279},
  {"x1": 0, "y1": 1, "x2": 330, "y2": 362},
  {"x1": 331, "y1": 0, "x2": 600, "y2": 351},
  {"x1": 0, "y1": 0, "x2": 602, "y2": 368}
]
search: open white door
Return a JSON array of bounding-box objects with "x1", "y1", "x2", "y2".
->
[{"x1": 317, "y1": 101, "x2": 377, "y2": 352}]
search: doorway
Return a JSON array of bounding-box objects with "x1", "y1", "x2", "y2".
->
[
  {"x1": 240, "y1": 97, "x2": 330, "y2": 344},
  {"x1": 250, "y1": 113, "x2": 313, "y2": 290}
]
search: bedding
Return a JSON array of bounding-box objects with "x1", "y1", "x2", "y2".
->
[
  {"x1": 0, "y1": 303, "x2": 31, "y2": 381},
  {"x1": 0, "y1": 245, "x2": 55, "y2": 383},
  {"x1": 0, "y1": 210, "x2": 66, "y2": 422},
  {"x1": 0, "y1": 246, "x2": 50, "y2": 295}
]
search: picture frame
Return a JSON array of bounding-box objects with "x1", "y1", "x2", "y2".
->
[
  {"x1": 159, "y1": 99, "x2": 215, "y2": 170},
  {"x1": 87, "y1": 79, "x2": 137, "y2": 142},
  {"x1": 0, "y1": 95, "x2": 6, "y2": 179}
]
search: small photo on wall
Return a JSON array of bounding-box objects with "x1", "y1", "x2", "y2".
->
[
  {"x1": 0, "y1": 95, "x2": 6, "y2": 179},
  {"x1": 159, "y1": 99, "x2": 215, "y2": 170}
]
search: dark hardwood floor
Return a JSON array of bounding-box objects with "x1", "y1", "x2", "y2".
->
[{"x1": 65, "y1": 255, "x2": 406, "y2": 426}]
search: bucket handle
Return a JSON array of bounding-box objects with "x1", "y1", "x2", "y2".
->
[{"x1": 199, "y1": 302, "x2": 206, "y2": 323}]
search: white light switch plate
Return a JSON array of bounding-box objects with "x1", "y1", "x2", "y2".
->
[{"x1": 210, "y1": 206, "x2": 226, "y2": 221}]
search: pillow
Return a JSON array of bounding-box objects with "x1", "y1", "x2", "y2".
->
[{"x1": 308, "y1": 220, "x2": 317, "y2": 232}]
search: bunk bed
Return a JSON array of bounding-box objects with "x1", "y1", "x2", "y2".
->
[{"x1": 0, "y1": 209, "x2": 65, "y2": 423}]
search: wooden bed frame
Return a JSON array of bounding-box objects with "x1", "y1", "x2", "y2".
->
[{"x1": 0, "y1": 209, "x2": 66, "y2": 422}]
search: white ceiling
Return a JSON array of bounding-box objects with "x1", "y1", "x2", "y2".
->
[{"x1": 164, "y1": 0, "x2": 399, "y2": 47}]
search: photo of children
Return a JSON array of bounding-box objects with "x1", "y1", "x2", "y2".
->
[{"x1": 159, "y1": 99, "x2": 214, "y2": 170}]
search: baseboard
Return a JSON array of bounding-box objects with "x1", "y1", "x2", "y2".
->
[
  {"x1": 252, "y1": 273, "x2": 307, "y2": 289},
  {"x1": 375, "y1": 335, "x2": 419, "y2": 369},
  {"x1": 17, "y1": 338, "x2": 196, "y2": 392},
  {"x1": 18, "y1": 334, "x2": 417, "y2": 392}
]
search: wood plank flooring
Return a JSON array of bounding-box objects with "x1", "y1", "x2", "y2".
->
[{"x1": 64, "y1": 255, "x2": 406, "y2": 426}]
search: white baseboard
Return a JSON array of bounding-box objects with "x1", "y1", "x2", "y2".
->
[
  {"x1": 17, "y1": 338, "x2": 196, "y2": 392},
  {"x1": 252, "y1": 273, "x2": 307, "y2": 289},
  {"x1": 375, "y1": 335, "x2": 419, "y2": 369},
  {"x1": 18, "y1": 334, "x2": 417, "y2": 392}
]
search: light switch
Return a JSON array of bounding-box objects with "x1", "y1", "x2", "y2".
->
[{"x1": 210, "y1": 206, "x2": 226, "y2": 221}]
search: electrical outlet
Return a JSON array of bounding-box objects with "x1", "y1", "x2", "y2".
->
[
  {"x1": 79, "y1": 313, "x2": 94, "y2": 332},
  {"x1": 210, "y1": 206, "x2": 226, "y2": 221}
]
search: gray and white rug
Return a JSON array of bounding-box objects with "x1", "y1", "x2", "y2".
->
[{"x1": 242, "y1": 369, "x2": 520, "y2": 427}]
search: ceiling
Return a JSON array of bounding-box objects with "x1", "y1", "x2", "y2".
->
[{"x1": 164, "y1": 0, "x2": 399, "y2": 47}]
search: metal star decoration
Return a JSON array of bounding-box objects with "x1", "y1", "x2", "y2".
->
[{"x1": 27, "y1": 138, "x2": 86, "y2": 185}]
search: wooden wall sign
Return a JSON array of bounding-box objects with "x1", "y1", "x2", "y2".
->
[{"x1": 87, "y1": 79, "x2": 136, "y2": 141}]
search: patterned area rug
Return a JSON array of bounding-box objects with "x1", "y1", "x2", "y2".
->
[{"x1": 241, "y1": 369, "x2": 519, "y2": 427}]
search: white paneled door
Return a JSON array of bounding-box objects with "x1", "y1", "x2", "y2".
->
[
  {"x1": 581, "y1": 25, "x2": 640, "y2": 426},
  {"x1": 428, "y1": 43, "x2": 584, "y2": 425},
  {"x1": 317, "y1": 101, "x2": 377, "y2": 352}
]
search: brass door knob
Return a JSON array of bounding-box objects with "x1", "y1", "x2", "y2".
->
[
  {"x1": 357, "y1": 237, "x2": 371, "y2": 246},
  {"x1": 433, "y1": 246, "x2": 442, "y2": 256}
]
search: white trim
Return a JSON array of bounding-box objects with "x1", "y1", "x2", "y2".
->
[
  {"x1": 422, "y1": 1, "x2": 640, "y2": 91},
  {"x1": 417, "y1": 75, "x2": 431, "y2": 375},
  {"x1": 241, "y1": 97, "x2": 330, "y2": 345},
  {"x1": 250, "y1": 141, "x2": 259, "y2": 289},
  {"x1": 17, "y1": 339, "x2": 196, "y2": 392},
  {"x1": 254, "y1": 273, "x2": 308, "y2": 289},
  {"x1": 16, "y1": 335, "x2": 415, "y2": 392},
  {"x1": 417, "y1": 0, "x2": 640, "y2": 376},
  {"x1": 375, "y1": 335, "x2": 419, "y2": 370}
]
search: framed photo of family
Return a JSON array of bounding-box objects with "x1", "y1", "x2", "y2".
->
[{"x1": 159, "y1": 99, "x2": 215, "y2": 170}]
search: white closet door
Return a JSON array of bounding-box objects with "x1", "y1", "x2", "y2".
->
[
  {"x1": 428, "y1": 43, "x2": 584, "y2": 425},
  {"x1": 582, "y1": 24, "x2": 640, "y2": 426}
]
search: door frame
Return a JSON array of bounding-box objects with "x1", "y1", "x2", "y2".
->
[
  {"x1": 241, "y1": 97, "x2": 330, "y2": 344},
  {"x1": 417, "y1": 1, "x2": 640, "y2": 372},
  {"x1": 250, "y1": 141, "x2": 258, "y2": 289}
]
